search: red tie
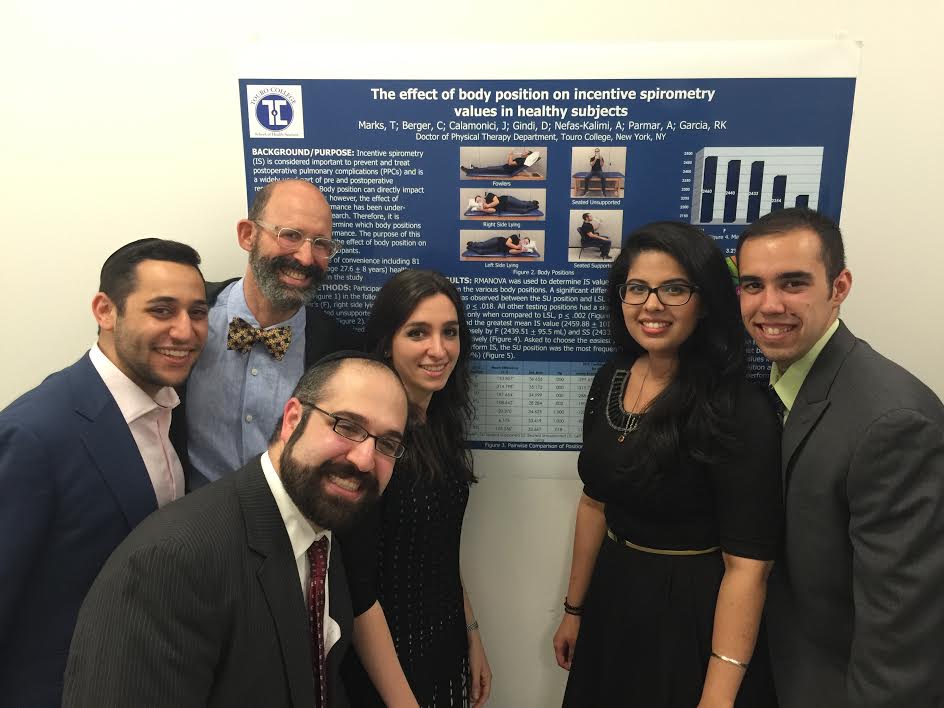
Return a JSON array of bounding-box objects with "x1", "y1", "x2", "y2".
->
[{"x1": 307, "y1": 537, "x2": 329, "y2": 707}]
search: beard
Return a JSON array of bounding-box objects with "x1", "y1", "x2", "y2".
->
[
  {"x1": 249, "y1": 241, "x2": 325, "y2": 310},
  {"x1": 279, "y1": 449, "x2": 379, "y2": 532}
]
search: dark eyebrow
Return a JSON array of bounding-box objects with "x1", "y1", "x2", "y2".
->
[
  {"x1": 145, "y1": 296, "x2": 208, "y2": 307},
  {"x1": 403, "y1": 320, "x2": 460, "y2": 328},
  {"x1": 332, "y1": 410, "x2": 403, "y2": 441},
  {"x1": 777, "y1": 271, "x2": 813, "y2": 281},
  {"x1": 626, "y1": 278, "x2": 693, "y2": 286}
]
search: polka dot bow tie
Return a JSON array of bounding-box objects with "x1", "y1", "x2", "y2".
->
[{"x1": 227, "y1": 317, "x2": 293, "y2": 361}]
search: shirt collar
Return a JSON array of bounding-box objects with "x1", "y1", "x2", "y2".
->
[
  {"x1": 225, "y1": 277, "x2": 307, "y2": 330},
  {"x1": 769, "y1": 318, "x2": 840, "y2": 413},
  {"x1": 88, "y1": 344, "x2": 180, "y2": 424},
  {"x1": 260, "y1": 450, "x2": 330, "y2": 564}
]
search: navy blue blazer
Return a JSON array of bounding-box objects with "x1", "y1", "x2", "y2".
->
[{"x1": 0, "y1": 353, "x2": 158, "y2": 707}]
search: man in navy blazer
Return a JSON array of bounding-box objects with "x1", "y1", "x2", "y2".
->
[
  {"x1": 0, "y1": 238, "x2": 209, "y2": 706},
  {"x1": 738, "y1": 209, "x2": 944, "y2": 707}
]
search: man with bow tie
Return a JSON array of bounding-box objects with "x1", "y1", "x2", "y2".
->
[{"x1": 174, "y1": 179, "x2": 357, "y2": 490}]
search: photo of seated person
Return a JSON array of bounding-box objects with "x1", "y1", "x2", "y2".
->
[
  {"x1": 570, "y1": 146, "x2": 628, "y2": 198},
  {"x1": 568, "y1": 209, "x2": 623, "y2": 262},
  {"x1": 460, "y1": 148, "x2": 543, "y2": 178},
  {"x1": 583, "y1": 148, "x2": 607, "y2": 195},
  {"x1": 579, "y1": 213, "x2": 612, "y2": 258}
]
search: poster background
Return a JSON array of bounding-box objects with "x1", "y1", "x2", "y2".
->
[
  {"x1": 3, "y1": 4, "x2": 944, "y2": 705},
  {"x1": 237, "y1": 73, "x2": 855, "y2": 451}
]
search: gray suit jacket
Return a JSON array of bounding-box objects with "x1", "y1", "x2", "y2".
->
[
  {"x1": 63, "y1": 456, "x2": 353, "y2": 708},
  {"x1": 766, "y1": 321, "x2": 944, "y2": 708}
]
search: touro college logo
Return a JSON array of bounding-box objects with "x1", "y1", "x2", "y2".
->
[{"x1": 247, "y1": 84, "x2": 305, "y2": 139}]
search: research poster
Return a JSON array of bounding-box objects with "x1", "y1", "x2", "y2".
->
[{"x1": 239, "y1": 43, "x2": 857, "y2": 452}]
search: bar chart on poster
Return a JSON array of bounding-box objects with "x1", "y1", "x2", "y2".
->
[{"x1": 689, "y1": 147, "x2": 824, "y2": 225}]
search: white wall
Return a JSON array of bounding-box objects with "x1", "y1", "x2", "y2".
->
[{"x1": 3, "y1": 2, "x2": 942, "y2": 706}]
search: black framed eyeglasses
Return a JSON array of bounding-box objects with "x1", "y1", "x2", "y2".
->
[
  {"x1": 300, "y1": 401, "x2": 406, "y2": 459},
  {"x1": 253, "y1": 220, "x2": 343, "y2": 259},
  {"x1": 618, "y1": 282, "x2": 699, "y2": 306}
]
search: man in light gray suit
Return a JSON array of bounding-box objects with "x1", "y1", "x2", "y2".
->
[{"x1": 737, "y1": 207, "x2": 944, "y2": 708}]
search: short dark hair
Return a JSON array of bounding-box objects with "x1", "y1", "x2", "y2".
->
[
  {"x1": 509, "y1": 234, "x2": 521, "y2": 245},
  {"x1": 582, "y1": 213, "x2": 592, "y2": 220},
  {"x1": 268, "y1": 353, "x2": 403, "y2": 444},
  {"x1": 247, "y1": 179, "x2": 319, "y2": 221},
  {"x1": 737, "y1": 207, "x2": 846, "y2": 283},
  {"x1": 99, "y1": 238, "x2": 203, "y2": 313},
  {"x1": 294, "y1": 351, "x2": 394, "y2": 405}
]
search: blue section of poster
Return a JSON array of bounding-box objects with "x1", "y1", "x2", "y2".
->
[{"x1": 239, "y1": 77, "x2": 855, "y2": 450}]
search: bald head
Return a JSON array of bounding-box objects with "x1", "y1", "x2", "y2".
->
[
  {"x1": 237, "y1": 179, "x2": 335, "y2": 325},
  {"x1": 248, "y1": 179, "x2": 329, "y2": 223}
]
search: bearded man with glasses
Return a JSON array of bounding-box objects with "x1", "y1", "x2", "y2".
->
[
  {"x1": 66, "y1": 353, "x2": 413, "y2": 708},
  {"x1": 172, "y1": 179, "x2": 358, "y2": 491}
]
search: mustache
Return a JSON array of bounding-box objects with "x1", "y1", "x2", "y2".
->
[
  {"x1": 319, "y1": 460, "x2": 378, "y2": 494},
  {"x1": 270, "y1": 254, "x2": 324, "y2": 280}
]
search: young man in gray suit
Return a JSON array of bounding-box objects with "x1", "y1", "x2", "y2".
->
[
  {"x1": 737, "y1": 208, "x2": 944, "y2": 708},
  {"x1": 65, "y1": 353, "x2": 410, "y2": 708}
]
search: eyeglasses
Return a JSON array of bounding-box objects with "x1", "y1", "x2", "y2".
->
[
  {"x1": 300, "y1": 401, "x2": 406, "y2": 459},
  {"x1": 618, "y1": 282, "x2": 699, "y2": 306},
  {"x1": 253, "y1": 220, "x2": 343, "y2": 260}
]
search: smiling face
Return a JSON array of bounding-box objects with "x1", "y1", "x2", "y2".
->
[
  {"x1": 389, "y1": 293, "x2": 461, "y2": 411},
  {"x1": 94, "y1": 259, "x2": 208, "y2": 397},
  {"x1": 275, "y1": 360, "x2": 407, "y2": 531},
  {"x1": 621, "y1": 250, "x2": 701, "y2": 362},
  {"x1": 738, "y1": 228, "x2": 851, "y2": 370},
  {"x1": 240, "y1": 181, "x2": 333, "y2": 311}
]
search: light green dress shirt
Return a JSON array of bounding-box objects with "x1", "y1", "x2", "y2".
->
[{"x1": 769, "y1": 319, "x2": 840, "y2": 423}]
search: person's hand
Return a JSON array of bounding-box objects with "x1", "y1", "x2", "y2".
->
[
  {"x1": 468, "y1": 629, "x2": 492, "y2": 706},
  {"x1": 553, "y1": 614, "x2": 580, "y2": 670}
]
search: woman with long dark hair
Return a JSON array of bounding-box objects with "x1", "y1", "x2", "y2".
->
[
  {"x1": 553, "y1": 222, "x2": 782, "y2": 706},
  {"x1": 343, "y1": 269, "x2": 491, "y2": 707}
]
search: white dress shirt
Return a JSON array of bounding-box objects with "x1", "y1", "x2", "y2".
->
[
  {"x1": 260, "y1": 451, "x2": 341, "y2": 654},
  {"x1": 88, "y1": 344, "x2": 184, "y2": 507}
]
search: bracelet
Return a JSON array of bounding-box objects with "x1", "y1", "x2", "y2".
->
[
  {"x1": 466, "y1": 619, "x2": 479, "y2": 632},
  {"x1": 710, "y1": 651, "x2": 749, "y2": 670},
  {"x1": 563, "y1": 598, "x2": 584, "y2": 616}
]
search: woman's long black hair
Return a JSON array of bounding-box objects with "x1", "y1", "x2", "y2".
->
[
  {"x1": 365, "y1": 269, "x2": 475, "y2": 484},
  {"x1": 606, "y1": 221, "x2": 745, "y2": 471}
]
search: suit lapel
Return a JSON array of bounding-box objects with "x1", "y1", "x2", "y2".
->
[
  {"x1": 70, "y1": 354, "x2": 158, "y2": 528},
  {"x1": 781, "y1": 322, "x2": 857, "y2": 492},
  {"x1": 237, "y1": 460, "x2": 315, "y2": 708}
]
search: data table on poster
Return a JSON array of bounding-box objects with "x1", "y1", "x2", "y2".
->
[{"x1": 468, "y1": 360, "x2": 600, "y2": 448}]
